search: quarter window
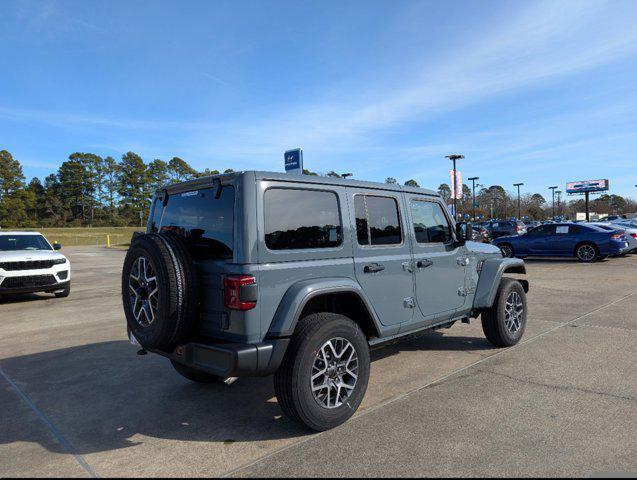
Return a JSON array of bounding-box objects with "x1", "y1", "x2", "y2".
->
[
  {"x1": 355, "y1": 195, "x2": 402, "y2": 246},
  {"x1": 264, "y1": 188, "x2": 342, "y2": 250},
  {"x1": 410, "y1": 200, "x2": 452, "y2": 243}
]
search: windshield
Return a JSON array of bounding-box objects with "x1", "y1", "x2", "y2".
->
[{"x1": 0, "y1": 234, "x2": 52, "y2": 251}]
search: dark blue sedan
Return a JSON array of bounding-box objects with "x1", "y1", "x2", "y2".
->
[{"x1": 492, "y1": 223, "x2": 629, "y2": 262}]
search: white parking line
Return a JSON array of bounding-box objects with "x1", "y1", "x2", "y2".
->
[{"x1": 0, "y1": 366, "x2": 99, "y2": 478}]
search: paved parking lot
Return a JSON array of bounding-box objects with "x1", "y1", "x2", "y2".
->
[{"x1": 0, "y1": 247, "x2": 635, "y2": 477}]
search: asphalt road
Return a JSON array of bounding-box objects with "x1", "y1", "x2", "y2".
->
[{"x1": 0, "y1": 247, "x2": 635, "y2": 477}]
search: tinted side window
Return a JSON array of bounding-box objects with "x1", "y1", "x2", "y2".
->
[
  {"x1": 354, "y1": 196, "x2": 369, "y2": 245},
  {"x1": 410, "y1": 200, "x2": 452, "y2": 243},
  {"x1": 149, "y1": 196, "x2": 163, "y2": 233},
  {"x1": 160, "y1": 186, "x2": 235, "y2": 259},
  {"x1": 264, "y1": 188, "x2": 342, "y2": 250},
  {"x1": 355, "y1": 195, "x2": 402, "y2": 246}
]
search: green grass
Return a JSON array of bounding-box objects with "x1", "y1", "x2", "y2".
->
[{"x1": 18, "y1": 227, "x2": 141, "y2": 247}]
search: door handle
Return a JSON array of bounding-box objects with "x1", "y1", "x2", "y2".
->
[
  {"x1": 416, "y1": 259, "x2": 433, "y2": 269},
  {"x1": 363, "y1": 263, "x2": 385, "y2": 273}
]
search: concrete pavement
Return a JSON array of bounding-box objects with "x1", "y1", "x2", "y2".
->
[{"x1": 0, "y1": 248, "x2": 635, "y2": 477}]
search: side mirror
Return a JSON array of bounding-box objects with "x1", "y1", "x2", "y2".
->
[
  {"x1": 53, "y1": 243, "x2": 62, "y2": 250},
  {"x1": 455, "y1": 222, "x2": 472, "y2": 246}
]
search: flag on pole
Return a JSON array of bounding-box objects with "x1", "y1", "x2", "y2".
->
[{"x1": 449, "y1": 169, "x2": 463, "y2": 199}]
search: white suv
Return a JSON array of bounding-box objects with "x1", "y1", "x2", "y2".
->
[{"x1": 0, "y1": 232, "x2": 71, "y2": 298}]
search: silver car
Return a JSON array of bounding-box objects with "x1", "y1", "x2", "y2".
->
[{"x1": 610, "y1": 222, "x2": 637, "y2": 253}]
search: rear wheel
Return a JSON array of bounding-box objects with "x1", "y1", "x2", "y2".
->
[
  {"x1": 274, "y1": 312, "x2": 370, "y2": 431},
  {"x1": 575, "y1": 242, "x2": 598, "y2": 262},
  {"x1": 499, "y1": 243, "x2": 514, "y2": 258},
  {"x1": 481, "y1": 278, "x2": 527, "y2": 347}
]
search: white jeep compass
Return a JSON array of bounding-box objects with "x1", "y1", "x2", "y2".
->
[{"x1": 0, "y1": 232, "x2": 71, "y2": 298}]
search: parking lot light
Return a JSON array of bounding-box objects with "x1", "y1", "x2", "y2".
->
[
  {"x1": 549, "y1": 186, "x2": 558, "y2": 220},
  {"x1": 514, "y1": 183, "x2": 524, "y2": 220},
  {"x1": 469, "y1": 177, "x2": 479, "y2": 221}
]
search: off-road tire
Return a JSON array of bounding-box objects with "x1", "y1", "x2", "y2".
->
[
  {"x1": 481, "y1": 278, "x2": 527, "y2": 347},
  {"x1": 274, "y1": 312, "x2": 370, "y2": 431},
  {"x1": 122, "y1": 233, "x2": 199, "y2": 351},
  {"x1": 170, "y1": 360, "x2": 226, "y2": 383},
  {"x1": 54, "y1": 284, "x2": 71, "y2": 298}
]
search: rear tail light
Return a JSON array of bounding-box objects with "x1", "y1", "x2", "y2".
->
[
  {"x1": 631, "y1": 233, "x2": 637, "y2": 239},
  {"x1": 224, "y1": 275, "x2": 257, "y2": 310},
  {"x1": 611, "y1": 234, "x2": 623, "y2": 240}
]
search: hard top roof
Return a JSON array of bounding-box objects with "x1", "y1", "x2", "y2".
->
[{"x1": 162, "y1": 170, "x2": 439, "y2": 197}]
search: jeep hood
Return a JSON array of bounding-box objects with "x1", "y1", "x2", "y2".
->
[
  {"x1": 0, "y1": 250, "x2": 67, "y2": 262},
  {"x1": 464, "y1": 240, "x2": 502, "y2": 257}
]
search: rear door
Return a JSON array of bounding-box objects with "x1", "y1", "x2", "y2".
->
[
  {"x1": 546, "y1": 225, "x2": 579, "y2": 254},
  {"x1": 405, "y1": 195, "x2": 466, "y2": 320},
  {"x1": 348, "y1": 189, "x2": 414, "y2": 327}
]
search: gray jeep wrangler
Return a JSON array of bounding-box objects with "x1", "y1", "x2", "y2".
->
[{"x1": 122, "y1": 171, "x2": 528, "y2": 431}]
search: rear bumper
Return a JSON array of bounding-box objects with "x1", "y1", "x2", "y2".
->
[{"x1": 151, "y1": 338, "x2": 290, "y2": 378}]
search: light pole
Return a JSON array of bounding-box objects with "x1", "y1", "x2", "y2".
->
[
  {"x1": 514, "y1": 183, "x2": 524, "y2": 220},
  {"x1": 445, "y1": 154, "x2": 464, "y2": 221},
  {"x1": 468, "y1": 176, "x2": 479, "y2": 221},
  {"x1": 549, "y1": 186, "x2": 558, "y2": 220},
  {"x1": 556, "y1": 190, "x2": 562, "y2": 218}
]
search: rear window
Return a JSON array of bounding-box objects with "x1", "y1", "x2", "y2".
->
[
  {"x1": 154, "y1": 186, "x2": 235, "y2": 259},
  {"x1": 264, "y1": 188, "x2": 342, "y2": 250}
]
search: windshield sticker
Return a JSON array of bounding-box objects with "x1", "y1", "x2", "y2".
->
[
  {"x1": 556, "y1": 226, "x2": 569, "y2": 234},
  {"x1": 181, "y1": 190, "x2": 199, "y2": 197}
]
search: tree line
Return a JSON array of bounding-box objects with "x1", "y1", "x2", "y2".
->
[
  {"x1": 0, "y1": 148, "x2": 634, "y2": 228},
  {"x1": 0, "y1": 149, "x2": 234, "y2": 228},
  {"x1": 385, "y1": 177, "x2": 636, "y2": 220}
]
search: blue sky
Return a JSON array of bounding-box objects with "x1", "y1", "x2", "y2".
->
[{"x1": 1, "y1": 0, "x2": 637, "y2": 199}]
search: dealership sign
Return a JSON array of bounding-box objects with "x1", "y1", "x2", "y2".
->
[
  {"x1": 284, "y1": 148, "x2": 304, "y2": 175},
  {"x1": 566, "y1": 179, "x2": 609, "y2": 194}
]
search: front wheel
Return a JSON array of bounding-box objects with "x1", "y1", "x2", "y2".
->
[
  {"x1": 575, "y1": 242, "x2": 598, "y2": 262},
  {"x1": 499, "y1": 243, "x2": 515, "y2": 258},
  {"x1": 274, "y1": 312, "x2": 370, "y2": 431},
  {"x1": 481, "y1": 278, "x2": 527, "y2": 347}
]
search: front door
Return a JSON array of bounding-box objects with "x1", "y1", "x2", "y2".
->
[
  {"x1": 405, "y1": 195, "x2": 467, "y2": 321},
  {"x1": 349, "y1": 189, "x2": 415, "y2": 327},
  {"x1": 527, "y1": 225, "x2": 556, "y2": 254}
]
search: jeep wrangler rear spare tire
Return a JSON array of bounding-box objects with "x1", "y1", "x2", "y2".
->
[
  {"x1": 274, "y1": 312, "x2": 370, "y2": 431},
  {"x1": 122, "y1": 233, "x2": 199, "y2": 351},
  {"x1": 481, "y1": 278, "x2": 527, "y2": 348}
]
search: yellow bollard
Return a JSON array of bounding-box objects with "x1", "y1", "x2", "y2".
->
[{"x1": 107, "y1": 235, "x2": 111, "y2": 248}]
